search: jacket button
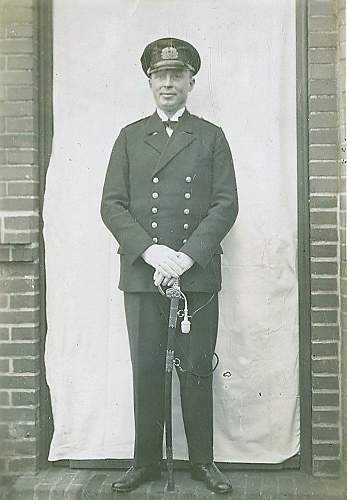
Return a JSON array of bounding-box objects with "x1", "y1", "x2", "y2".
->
[
  {"x1": 185, "y1": 176, "x2": 192, "y2": 183},
  {"x1": 151, "y1": 222, "x2": 158, "y2": 229},
  {"x1": 184, "y1": 193, "x2": 191, "y2": 199},
  {"x1": 152, "y1": 192, "x2": 159, "y2": 199},
  {"x1": 183, "y1": 208, "x2": 190, "y2": 215},
  {"x1": 152, "y1": 177, "x2": 159, "y2": 183},
  {"x1": 182, "y1": 239, "x2": 187, "y2": 244},
  {"x1": 152, "y1": 207, "x2": 158, "y2": 214},
  {"x1": 183, "y1": 223, "x2": 189, "y2": 230},
  {"x1": 152, "y1": 237, "x2": 158, "y2": 243}
]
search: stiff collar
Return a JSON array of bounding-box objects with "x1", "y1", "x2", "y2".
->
[{"x1": 156, "y1": 107, "x2": 186, "y2": 122}]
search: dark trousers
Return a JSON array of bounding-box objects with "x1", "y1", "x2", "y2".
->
[{"x1": 123, "y1": 291, "x2": 218, "y2": 467}]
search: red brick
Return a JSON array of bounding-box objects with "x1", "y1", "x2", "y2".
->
[
  {"x1": 0, "y1": 70, "x2": 33, "y2": 85},
  {"x1": 7, "y1": 181, "x2": 39, "y2": 196},
  {"x1": 309, "y1": 63, "x2": 335, "y2": 79},
  {"x1": 1, "y1": 438, "x2": 37, "y2": 456},
  {"x1": 309, "y1": 161, "x2": 338, "y2": 176},
  {"x1": 12, "y1": 357, "x2": 39, "y2": 374},
  {"x1": 0, "y1": 117, "x2": 5, "y2": 132},
  {"x1": 0, "y1": 165, "x2": 38, "y2": 180},
  {"x1": 0, "y1": 133, "x2": 36, "y2": 148},
  {"x1": 0, "y1": 327, "x2": 10, "y2": 340},
  {"x1": 312, "y1": 325, "x2": 339, "y2": 341},
  {"x1": 0, "y1": 40, "x2": 33, "y2": 54},
  {"x1": 313, "y1": 459, "x2": 341, "y2": 476},
  {"x1": 312, "y1": 391, "x2": 339, "y2": 407},
  {"x1": 312, "y1": 309, "x2": 338, "y2": 323},
  {"x1": 310, "y1": 211, "x2": 337, "y2": 224},
  {"x1": 0, "y1": 293, "x2": 9, "y2": 307},
  {"x1": 311, "y1": 262, "x2": 338, "y2": 275},
  {"x1": 310, "y1": 227, "x2": 338, "y2": 241},
  {"x1": 7, "y1": 149, "x2": 37, "y2": 164},
  {"x1": 0, "y1": 182, "x2": 7, "y2": 196},
  {"x1": 11, "y1": 390, "x2": 38, "y2": 406},
  {"x1": 7, "y1": 457, "x2": 37, "y2": 473},
  {"x1": 310, "y1": 195, "x2": 338, "y2": 208},
  {"x1": 0, "y1": 391, "x2": 10, "y2": 405},
  {"x1": 6, "y1": 24, "x2": 33, "y2": 39},
  {"x1": 312, "y1": 358, "x2": 339, "y2": 373},
  {"x1": 11, "y1": 244, "x2": 39, "y2": 262},
  {"x1": 7, "y1": 117, "x2": 35, "y2": 133},
  {"x1": 11, "y1": 326, "x2": 39, "y2": 341},
  {"x1": 0, "y1": 359, "x2": 10, "y2": 372},
  {"x1": 0, "y1": 247, "x2": 11, "y2": 261},
  {"x1": 0, "y1": 198, "x2": 38, "y2": 210},
  {"x1": 0, "y1": 374, "x2": 39, "y2": 389},
  {"x1": 309, "y1": 111, "x2": 338, "y2": 127},
  {"x1": 309, "y1": 33, "x2": 337, "y2": 48},
  {"x1": 0, "y1": 101, "x2": 34, "y2": 117},
  {"x1": 309, "y1": 0, "x2": 336, "y2": 16},
  {"x1": 313, "y1": 425, "x2": 339, "y2": 442},
  {"x1": 311, "y1": 293, "x2": 339, "y2": 307},
  {"x1": 309, "y1": 48, "x2": 337, "y2": 63},
  {"x1": 309, "y1": 128, "x2": 338, "y2": 143},
  {"x1": 1, "y1": 407, "x2": 37, "y2": 422},
  {"x1": 309, "y1": 16, "x2": 337, "y2": 32},
  {"x1": 7, "y1": 55, "x2": 34, "y2": 70},
  {"x1": 0, "y1": 310, "x2": 39, "y2": 324},
  {"x1": 8, "y1": 422, "x2": 37, "y2": 440},
  {"x1": 312, "y1": 408, "x2": 339, "y2": 424},
  {"x1": 9, "y1": 293, "x2": 39, "y2": 309},
  {"x1": 7, "y1": 86, "x2": 36, "y2": 101},
  {"x1": 309, "y1": 79, "x2": 337, "y2": 94},
  {"x1": 309, "y1": 95, "x2": 338, "y2": 111},
  {"x1": 312, "y1": 374, "x2": 339, "y2": 390},
  {"x1": 4, "y1": 215, "x2": 38, "y2": 231},
  {"x1": 1, "y1": 262, "x2": 44, "y2": 277},
  {"x1": 3, "y1": 231, "x2": 38, "y2": 244},
  {"x1": 309, "y1": 144, "x2": 338, "y2": 160},
  {"x1": 0, "y1": 56, "x2": 5, "y2": 70},
  {"x1": 313, "y1": 443, "x2": 340, "y2": 457},
  {"x1": 0, "y1": 278, "x2": 37, "y2": 293}
]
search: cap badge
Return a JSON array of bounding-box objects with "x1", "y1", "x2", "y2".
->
[{"x1": 161, "y1": 46, "x2": 178, "y2": 60}]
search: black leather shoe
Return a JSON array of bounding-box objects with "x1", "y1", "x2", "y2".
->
[
  {"x1": 191, "y1": 462, "x2": 233, "y2": 494},
  {"x1": 111, "y1": 465, "x2": 161, "y2": 492}
]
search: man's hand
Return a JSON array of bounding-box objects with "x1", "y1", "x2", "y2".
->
[
  {"x1": 152, "y1": 251, "x2": 195, "y2": 287},
  {"x1": 142, "y1": 245, "x2": 184, "y2": 279}
]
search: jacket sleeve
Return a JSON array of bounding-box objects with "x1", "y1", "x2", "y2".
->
[
  {"x1": 100, "y1": 128, "x2": 153, "y2": 265},
  {"x1": 179, "y1": 127, "x2": 238, "y2": 268}
]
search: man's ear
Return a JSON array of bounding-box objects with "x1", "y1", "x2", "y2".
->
[
  {"x1": 148, "y1": 78, "x2": 152, "y2": 89},
  {"x1": 189, "y1": 77, "x2": 195, "y2": 92}
]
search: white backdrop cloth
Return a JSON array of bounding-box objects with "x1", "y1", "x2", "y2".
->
[{"x1": 44, "y1": 0, "x2": 300, "y2": 463}]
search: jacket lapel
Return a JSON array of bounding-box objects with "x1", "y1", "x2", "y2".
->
[
  {"x1": 143, "y1": 112, "x2": 169, "y2": 154},
  {"x1": 153, "y1": 110, "x2": 196, "y2": 175}
]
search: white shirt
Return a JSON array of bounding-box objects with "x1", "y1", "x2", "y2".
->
[{"x1": 156, "y1": 107, "x2": 186, "y2": 137}]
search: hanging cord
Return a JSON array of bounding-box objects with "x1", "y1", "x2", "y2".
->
[
  {"x1": 174, "y1": 352, "x2": 219, "y2": 378},
  {"x1": 158, "y1": 285, "x2": 219, "y2": 378}
]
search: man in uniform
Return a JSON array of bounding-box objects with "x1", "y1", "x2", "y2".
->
[{"x1": 101, "y1": 37, "x2": 238, "y2": 494}]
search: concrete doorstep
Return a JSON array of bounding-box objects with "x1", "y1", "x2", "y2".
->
[{"x1": 1, "y1": 467, "x2": 346, "y2": 500}]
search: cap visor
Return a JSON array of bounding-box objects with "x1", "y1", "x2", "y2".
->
[{"x1": 148, "y1": 60, "x2": 193, "y2": 75}]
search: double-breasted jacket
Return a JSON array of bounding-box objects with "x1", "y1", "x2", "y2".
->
[{"x1": 100, "y1": 110, "x2": 238, "y2": 292}]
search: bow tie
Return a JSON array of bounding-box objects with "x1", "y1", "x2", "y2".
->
[{"x1": 162, "y1": 119, "x2": 178, "y2": 130}]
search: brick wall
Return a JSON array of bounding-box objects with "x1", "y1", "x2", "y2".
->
[
  {"x1": 308, "y1": 0, "x2": 345, "y2": 477},
  {"x1": 0, "y1": 0, "x2": 41, "y2": 475},
  {"x1": 0, "y1": 0, "x2": 345, "y2": 481},
  {"x1": 336, "y1": 0, "x2": 346, "y2": 476}
]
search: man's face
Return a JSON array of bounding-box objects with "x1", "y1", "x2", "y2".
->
[{"x1": 149, "y1": 68, "x2": 195, "y2": 114}]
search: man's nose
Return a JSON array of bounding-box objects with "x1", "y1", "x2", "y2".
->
[{"x1": 163, "y1": 74, "x2": 173, "y2": 86}]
